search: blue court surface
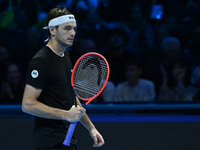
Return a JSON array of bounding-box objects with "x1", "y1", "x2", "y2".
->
[
  {"x1": 1, "y1": 103, "x2": 200, "y2": 150},
  {"x1": 89, "y1": 115, "x2": 200, "y2": 122}
]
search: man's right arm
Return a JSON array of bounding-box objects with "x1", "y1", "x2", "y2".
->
[{"x1": 22, "y1": 84, "x2": 85, "y2": 122}]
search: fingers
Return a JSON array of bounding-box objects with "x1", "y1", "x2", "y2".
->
[
  {"x1": 75, "y1": 105, "x2": 86, "y2": 116},
  {"x1": 93, "y1": 135, "x2": 104, "y2": 147},
  {"x1": 77, "y1": 105, "x2": 86, "y2": 113},
  {"x1": 68, "y1": 105, "x2": 86, "y2": 122},
  {"x1": 94, "y1": 135, "x2": 98, "y2": 146},
  {"x1": 72, "y1": 105, "x2": 86, "y2": 113}
]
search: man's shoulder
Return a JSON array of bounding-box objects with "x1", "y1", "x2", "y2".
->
[
  {"x1": 28, "y1": 47, "x2": 49, "y2": 67},
  {"x1": 32, "y1": 46, "x2": 49, "y2": 60},
  {"x1": 117, "y1": 81, "x2": 129, "y2": 88}
]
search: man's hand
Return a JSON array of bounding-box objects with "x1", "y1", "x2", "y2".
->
[
  {"x1": 67, "y1": 105, "x2": 86, "y2": 122},
  {"x1": 89, "y1": 128, "x2": 105, "y2": 147}
]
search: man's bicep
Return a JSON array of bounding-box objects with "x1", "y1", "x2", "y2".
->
[
  {"x1": 26, "y1": 57, "x2": 48, "y2": 89},
  {"x1": 22, "y1": 84, "x2": 42, "y2": 105}
]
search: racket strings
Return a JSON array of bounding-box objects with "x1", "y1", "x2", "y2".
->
[
  {"x1": 74, "y1": 63, "x2": 104, "y2": 92},
  {"x1": 74, "y1": 80, "x2": 102, "y2": 93},
  {"x1": 73, "y1": 55, "x2": 108, "y2": 99}
]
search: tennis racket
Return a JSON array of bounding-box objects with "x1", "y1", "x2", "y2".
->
[{"x1": 63, "y1": 52, "x2": 110, "y2": 146}]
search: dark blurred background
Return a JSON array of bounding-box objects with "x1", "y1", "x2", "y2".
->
[
  {"x1": 1, "y1": 0, "x2": 200, "y2": 104},
  {"x1": 1, "y1": 0, "x2": 200, "y2": 149}
]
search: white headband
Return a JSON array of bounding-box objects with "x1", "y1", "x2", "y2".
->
[{"x1": 43, "y1": 15, "x2": 76, "y2": 29}]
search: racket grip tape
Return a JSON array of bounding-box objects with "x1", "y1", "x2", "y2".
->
[{"x1": 63, "y1": 122, "x2": 77, "y2": 146}]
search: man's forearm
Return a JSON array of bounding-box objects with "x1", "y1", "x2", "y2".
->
[
  {"x1": 80, "y1": 112, "x2": 96, "y2": 131},
  {"x1": 76, "y1": 97, "x2": 96, "y2": 131},
  {"x1": 22, "y1": 84, "x2": 70, "y2": 121},
  {"x1": 22, "y1": 98, "x2": 68, "y2": 121}
]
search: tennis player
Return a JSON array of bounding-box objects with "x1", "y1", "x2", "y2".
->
[{"x1": 22, "y1": 7, "x2": 104, "y2": 150}]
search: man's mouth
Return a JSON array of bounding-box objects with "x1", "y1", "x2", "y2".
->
[{"x1": 67, "y1": 39, "x2": 74, "y2": 43}]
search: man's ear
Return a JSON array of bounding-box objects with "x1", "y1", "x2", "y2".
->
[{"x1": 49, "y1": 26, "x2": 56, "y2": 36}]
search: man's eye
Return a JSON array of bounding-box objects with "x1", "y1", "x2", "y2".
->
[{"x1": 65, "y1": 28, "x2": 71, "y2": 30}]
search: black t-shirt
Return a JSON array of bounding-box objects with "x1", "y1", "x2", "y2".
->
[{"x1": 26, "y1": 46, "x2": 76, "y2": 148}]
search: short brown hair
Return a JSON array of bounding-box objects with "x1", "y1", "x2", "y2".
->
[
  {"x1": 46, "y1": 7, "x2": 73, "y2": 36},
  {"x1": 46, "y1": 7, "x2": 72, "y2": 26}
]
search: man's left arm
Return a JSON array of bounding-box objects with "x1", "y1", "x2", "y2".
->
[{"x1": 76, "y1": 97, "x2": 105, "y2": 147}]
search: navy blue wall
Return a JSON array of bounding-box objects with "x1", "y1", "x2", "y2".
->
[{"x1": 1, "y1": 104, "x2": 200, "y2": 150}]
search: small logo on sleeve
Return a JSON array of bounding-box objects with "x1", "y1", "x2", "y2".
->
[{"x1": 31, "y1": 70, "x2": 39, "y2": 78}]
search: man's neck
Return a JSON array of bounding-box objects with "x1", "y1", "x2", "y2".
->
[{"x1": 46, "y1": 40, "x2": 67, "y2": 57}]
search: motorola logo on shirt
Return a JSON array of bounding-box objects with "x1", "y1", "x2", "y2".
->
[{"x1": 31, "y1": 70, "x2": 39, "y2": 78}]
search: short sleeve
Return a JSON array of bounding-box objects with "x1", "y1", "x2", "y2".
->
[{"x1": 26, "y1": 57, "x2": 48, "y2": 89}]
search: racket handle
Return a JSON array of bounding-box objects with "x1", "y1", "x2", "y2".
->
[{"x1": 63, "y1": 122, "x2": 77, "y2": 146}]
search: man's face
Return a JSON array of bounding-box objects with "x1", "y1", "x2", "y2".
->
[
  {"x1": 164, "y1": 42, "x2": 180, "y2": 62},
  {"x1": 7, "y1": 64, "x2": 21, "y2": 85},
  {"x1": 54, "y1": 22, "x2": 77, "y2": 47},
  {"x1": 125, "y1": 65, "x2": 142, "y2": 82},
  {"x1": 0, "y1": 46, "x2": 10, "y2": 62},
  {"x1": 109, "y1": 33, "x2": 124, "y2": 48},
  {"x1": 172, "y1": 64, "x2": 184, "y2": 80}
]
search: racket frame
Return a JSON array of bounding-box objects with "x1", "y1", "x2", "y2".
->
[
  {"x1": 71, "y1": 52, "x2": 110, "y2": 105},
  {"x1": 63, "y1": 52, "x2": 109, "y2": 146}
]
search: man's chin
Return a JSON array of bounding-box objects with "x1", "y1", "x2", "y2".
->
[{"x1": 66, "y1": 43, "x2": 73, "y2": 47}]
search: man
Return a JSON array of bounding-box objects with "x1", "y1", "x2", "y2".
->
[
  {"x1": 114, "y1": 60, "x2": 155, "y2": 102},
  {"x1": 22, "y1": 7, "x2": 104, "y2": 150}
]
